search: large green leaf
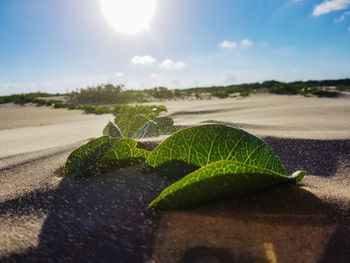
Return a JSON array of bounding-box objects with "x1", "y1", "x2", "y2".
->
[
  {"x1": 102, "y1": 121, "x2": 123, "y2": 138},
  {"x1": 149, "y1": 160, "x2": 305, "y2": 210},
  {"x1": 64, "y1": 136, "x2": 117, "y2": 178},
  {"x1": 99, "y1": 138, "x2": 150, "y2": 172},
  {"x1": 146, "y1": 124, "x2": 288, "y2": 180}
]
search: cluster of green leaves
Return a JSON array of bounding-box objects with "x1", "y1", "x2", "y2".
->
[
  {"x1": 145, "y1": 125, "x2": 305, "y2": 209},
  {"x1": 65, "y1": 124, "x2": 305, "y2": 210},
  {"x1": 103, "y1": 116, "x2": 174, "y2": 139},
  {"x1": 112, "y1": 104, "x2": 169, "y2": 137}
]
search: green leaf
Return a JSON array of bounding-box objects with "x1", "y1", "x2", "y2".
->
[
  {"x1": 64, "y1": 136, "x2": 117, "y2": 178},
  {"x1": 133, "y1": 117, "x2": 176, "y2": 139},
  {"x1": 115, "y1": 114, "x2": 151, "y2": 138},
  {"x1": 153, "y1": 117, "x2": 175, "y2": 134},
  {"x1": 102, "y1": 121, "x2": 123, "y2": 138},
  {"x1": 149, "y1": 160, "x2": 306, "y2": 210},
  {"x1": 99, "y1": 138, "x2": 150, "y2": 172},
  {"x1": 134, "y1": 120, "x2": 160, "y2": 139},
  {"x1": 146, "y1": 124, "x2": 288, "y2": 180}
]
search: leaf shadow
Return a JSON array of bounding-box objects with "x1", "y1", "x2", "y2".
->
[
  {"x1": 147, "y1": 160, "x2": 198, "y2": 182},
  {"x1": 3, "y1": 168, "x2": 170, "y2": 262},
  {"x1": 152, "y1": 184, "x2": 350, "y2": 262}
]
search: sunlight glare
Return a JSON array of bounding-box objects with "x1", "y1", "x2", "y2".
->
[{"x1": 100, "y1": 0, "x2": 157, "y2": 34}]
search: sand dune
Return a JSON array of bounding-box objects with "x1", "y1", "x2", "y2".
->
[
  {"x1": 1, "y1": 95, "x2": 350, "y2": 262},
  {"x1": 158, "y1": 93, "x2": 350, "y2": 139}
]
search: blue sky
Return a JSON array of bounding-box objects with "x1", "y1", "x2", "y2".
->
[{"x1": 0, "y1": 0, "x2": 350, "y2": 95}]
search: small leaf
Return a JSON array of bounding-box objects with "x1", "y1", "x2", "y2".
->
[
  {"x1": 103, "y1": 121, "x2": 123, "y2": 138},
  {"x1": 115, "y1": 114, "x2": 151, "y2": 138},
  {"x1": 64, "y1": 136, "x2": 117, "y2": 178},
  {"x1": 149, "y1": 160, "x2": 306, "y2": 210},
  {"x1": 134, "y1": 120, "x2": 160, "y2": 139},
  {"x1": 146, "y1": 124, "x2": 288, "y2": 180},
  {"x1": 99, "y1": 138, "x2": 150, "y2": 172},
  {"x1": 153, "y1": 117, "x2": 175, "y2": 134}
]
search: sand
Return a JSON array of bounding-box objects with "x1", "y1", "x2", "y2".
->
[
  {"x1": 0, "y1": 104, "x2": 113, "y2": 158},
  {"x1": 153, "y1": 93, "x2": 350, "y2": 139},
  {"x1": 0, "y1": 95, "x2": 349, "y2": 262}
]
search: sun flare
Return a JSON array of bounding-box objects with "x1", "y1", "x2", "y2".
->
[{"x1": 100, "y1": 0, "x2": 157, "y2": 34}]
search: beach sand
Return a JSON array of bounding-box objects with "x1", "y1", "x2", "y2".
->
[{"x1": 0, "y1": 95, "x2": 349, "y2": 262}]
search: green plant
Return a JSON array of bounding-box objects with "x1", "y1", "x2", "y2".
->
[
  {"x1": 64, "y1": 136, "x2": 117, "y2": 178},
  {"x1": 112, "y1": 104, "x2": 169, "y2": 138},
  {"x1": 64, "y1": 137, "x2": 149, "y2": 178},
  {"x1": 146, "y1": 124, "x2": 288, "y2": 180},
  {"x1": 133, "y1": 117, "x2": 175, "y2": 139},
  {"x1": 148, "y1": 125, "x2": 305, "y2": 209},
  {"x1": 211, "y1": 90, "x2": 229, "y2": 98},
  {"x1": 99, "y1": 138, "x2": 150, "y2": 172},
  {"x1": 53, "y1": 102, "x2": 68, "y2": 109},
  {"x1": 153, "y1": 117, "x2": 175, "y2": 134},
  {"x1": 133, "y1": 120, "x2": 160, "y2": 139},
  {"x1": 311, "y1": 90, "x2": 339, "y2": 98},
  {"x1": 149, "y1": 161, "x2": 304, "y2": 209},
  {"x1": 103, "y1": 121, "x2": 123, "y2": 138},
  {"x1": 64, "y1": 123, "x2": 306, "y2": 210}
]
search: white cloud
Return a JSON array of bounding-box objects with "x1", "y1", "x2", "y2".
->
[
  {"x1": 114, "y1": 72, "x2": 124, "y2": 77},
  {"x1": 159, "y1": 59, "x2": 186, "y2": 70},
  {"x1": 219, "y1": 39, "x2": 253, "y2": 49},
  {"x1": 131, "y1": 55, "x2": 156, "y2": 65},
  {"x1": 313, "y1": 0, "x2": 350, "y2": 16},
  {"x1": 219, "y1": 40, "x2": 237, "y2": 49},
  {"x1": 240, "y1": 39, "x2": 253, "y2": 48},
  {"x1": 149, "y1": 73, "x2": 158, "y2": 78}
]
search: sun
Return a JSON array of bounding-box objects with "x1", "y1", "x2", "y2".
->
[{"x1": 100, "y1": 0, "x2": 157, "y2": 34}]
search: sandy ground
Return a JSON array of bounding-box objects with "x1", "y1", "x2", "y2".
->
[
  {"x1": 0, "y1": 104, "x2": 113, "y2": 158},
  {"x1": 156, "y1": 93, "x2": 350, "y2": 139},
  {"x1": 0, "y1": 95, "x2": 350, "y2": 262},
  {"x1": 1, "y1": 94, "x2": 350, "y2": 158}
]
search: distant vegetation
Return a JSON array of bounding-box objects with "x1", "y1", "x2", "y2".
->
[
  {"x1": 1, "y1": 78, "x2": 349, "y2": 114},
  {"x1": 185, "y1": 78, "x2": 350, "y2": 98},
  {"x1": 0, "y1": 92, "x2": 61, "y2": 105},
  {"x1": 67, "y1": 84, "x2": 186, "y2": 104}
]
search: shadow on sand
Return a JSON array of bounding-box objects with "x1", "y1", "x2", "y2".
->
[
  {"x1": 2, "y1": 167, "x2": 169, "y2": 262},
  {"x1": 154, "y1": 184, "x2": 350, "y2": 262}
]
